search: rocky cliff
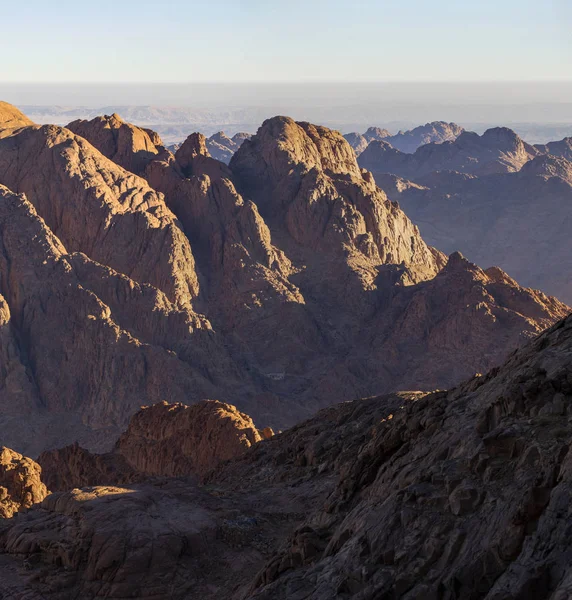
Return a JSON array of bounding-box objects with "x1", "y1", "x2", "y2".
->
[
  {"x1": 359, "y1": 127, "x2": 540, "y2": 179},
  {"x1": 0, "y1": 447, "x2": 47, "y2": 518},
  {"x1": 38, "y1": 400, "x2": 269, "y2": 490},
  {"x1": 2, "y1": 313, "x2": 572, "y2": 598},
  {"x1": 389, "y1": 155, "x2": 572, "y2": 303},
  {"x1": 0, "y1": 103, "x2": 568, "y2": 456}
]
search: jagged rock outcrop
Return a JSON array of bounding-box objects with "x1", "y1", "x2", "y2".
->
[
  {"x1": 387, "y1": 120, "x2": 464, "y2": 153},
  {"x1": 535, "y1": 136, "x2": 572, "y2": 161},
  {"x1": 519, "y1": 154, "x2": 572, "y2": 184},
  {"x1": 231, "y1": 116, "x2": 443, "y2": 296},
  {"x1": 0, "y1": 101, "x2": 34, "y2": 134},
  {"x1": 4, "y1": 314, "x2": 572, "y2": 598},
  {"x1": 390, "y1": 156, "x2": 572, "y2": 303},
  {"x1": 67, "y1": 112, "x2": 168, "y2": 176},
  {"x1": 343, "y1": 131, "x2": 369, "y2": 155},
  {"x1": 38, "y1": 400, "x2": 270, "y2": 491},
  {"x1": 363, "y1": 126, "x2": 391, "y2": 143},
  {"x1": 359, "y1": 127, "x2": 540, "y2": 180},
  {"x1": 0, "y1": 185, "x2": 244, "y2": 455},
  {"x1": 345, "y1": 122, "x2": 464, "y2": 157},
  {"x1": 115, "y1": 400, "x2": 265, "y2": 478},
  {"x1": 205, "y1": 131, "x2": 251, "y2": 164},
  {"x1": 0, "y1": 447, "x2": 47, "y2": 518},
  {"x1": 36, "y1": 443, "x2": 140, "y2": 493},
  {"x1": 0, "y1": 122, "x2": 198, "y2": 307}
]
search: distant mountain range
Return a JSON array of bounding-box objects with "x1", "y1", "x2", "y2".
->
[{"x1": 16, "y1": 104, "x2": 572, "y2": 145}]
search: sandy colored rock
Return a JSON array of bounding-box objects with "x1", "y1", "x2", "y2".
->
[
  {"x1": 0, "y1": 101, "x2": 34, "y2": 134},
  {"x1": 0, "y1": 185, "x2": 240, "y2": 455},
  {"x1": 67, "y1": 112, "x2": 169, "y2": 176},
  {"x1": 0, "y1": 121, "x2": 198, "y2": 307},
  {"x1": 116, "y1": 400, "x2": 264, "y2": 478},
  {"x1": 0, "y1": 447, "x2": 47, "y2": 518}
]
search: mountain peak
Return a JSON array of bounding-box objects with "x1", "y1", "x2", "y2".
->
[{"x1": 0, "y1": 101, "x2": 34, "y2": 133}]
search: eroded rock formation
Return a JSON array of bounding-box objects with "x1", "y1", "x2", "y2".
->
[
  {"x1": 38, "y1": 400, "x2": 271, "y2": 490},
  {"x1": 359, "y1": 127, "x2": 540, "y2": 179},
  {"x1": 0, "y1": 447, "x2": 47, "y2": 518},
  {"x1": 2, "y1": 314, "x2": 572, "y2": 598},
  {"x1": 0, "y1": 102, "x2": 569, "y2": 456}
]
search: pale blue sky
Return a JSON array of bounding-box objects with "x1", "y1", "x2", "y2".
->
[{"x1": 2, "y1": 0, "x2": 571, "y2": 82}]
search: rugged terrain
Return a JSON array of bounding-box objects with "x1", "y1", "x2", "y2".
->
[
  {"x1": 38, "y1": 400, "x2": 272, "y2": 491},
  {"x1": 345, "y1": 121, "x2": 464, "y2": 156},
  {"x1": 0, "y1": 103, "x2": 569, "y2": 457},
  {"x1": 358, "y1": 127, "x2": 540, "y2": 179},
  {"x1": 381, "y1": 153, "x2": 572, "y2": 303},
  {"x1": 1, "y1": 313, "x2": 572, "y2": 598}
]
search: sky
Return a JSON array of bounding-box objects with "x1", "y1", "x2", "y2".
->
[{"x1": 1, "y1": 0, "x2": 571, "y2": 83}]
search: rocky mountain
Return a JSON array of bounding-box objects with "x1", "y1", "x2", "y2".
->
[
  {"x1": 535, "y1": 136, "x2": 572, "y2": 160},
  {"x1": 0, "y1": 447, "x2": 47, "y2": 518},
  {"x1": 206, "y1": 131, "x2": 252, "y2": 164},
  {"x1": 0, "y1": 103, "x2": 568, "y2": 457},
  {"x1": 385, "y1": 120, "x2": 464, "y2": 153},
  {"x1": 343, "y1": 131, "x2": 369, "y2": 155},
  {"x1": 359, "y1": 127, "x2": 540, "y2": 179},
  {"x1": 344, "y1": 122, "x2": 464, "y2": 156},
  {"x1": 37, "y1": 400, "x2": 270, "y2": 491},
  {"x1": 387, "y1": 154, "x2": 572, "y2": 303},
  {"x1": 2, "y1": 313, "x2": 572, "y2": 598}
]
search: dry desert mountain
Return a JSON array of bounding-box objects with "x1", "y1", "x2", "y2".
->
[
  {"x1": 0, "y1": 102, "x2": 569, "y2": 458},
  {"x1": 344, "y1": 121, "x2": 464, "y2": 156},
  {"x1": 1, "y1": 313, "x2": 572, "y2": 598},
  {"x1": 368, "y1": 135, "x2": 572, "y2": 303},
  {"x1": 0, "y1": 100, "x2": 572, "y2": 599}
]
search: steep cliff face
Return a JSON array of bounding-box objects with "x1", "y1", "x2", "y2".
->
[
  {"x1": 388, "y1": 156, "x2": 572, "y2": 303},
  {"x1": 0, "y1": 123, "x2": 198, "y2": 307},
  {"x1": 231, "y1": 116, "x2": 443, "y2": 292},
  {"x1": 0, "y1": 101, "x2": 34, "y2": 133},
  {"x1": 0, "y1": 447, "x2": 47, "y2": 518},
  {"x1": 0, "y1": 185, "x2": 243, "y2": 455},
  {"x1": 359, "y1": 127, "x2": 540, "y2": 180},
  {"x1": 67, "y1": 112, "x2": 167, "y2": 175},
  {"x1": 535, "y1": 136, "x2": 572, "y2": 161}
]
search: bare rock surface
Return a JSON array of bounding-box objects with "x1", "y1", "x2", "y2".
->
[
  {"x1": 359, "y1": 127, "x2": 540, "y2": 179},
  {"x1": 0, "y1": 185, "x2": 244, "y2": 455},
  {"x1": 535, "y1": 136, "x2": 572, "y2": 161},
  {"x1": 390, "y1": 156, "x2": 572, "y2": 302},
  {"x1": 0, "y1": 447, "x2": 47, "y2": 518},
  {"x1": 67, "y1": 112, "x2": 169, "y2": 176},
  {"x1": 386, "y1": 121, "x2": 464, "y2": 153},
  {"x1": 3, "y1": 314, "x2": 572, "y2": 597},
  {"x1": 0, "y1": 101, "x2": 34, "y2": 133},
  {"x1": 344, "y1": 122, "x2": 463, "y2": 156},
  {"x1": 0, "y1": 102, "x2": 569, "y2": 456},
  {"x1": 0, "y1": 122, "x2": 199, "y2": 307},
  {"x1": 38, "y1": 400, "x2": 268, "y2": 491}
]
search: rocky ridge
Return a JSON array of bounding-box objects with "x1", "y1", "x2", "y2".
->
[
  {"x1": 358, "y1": 127, "x2": 540, "y2": 179},
  {"x1": 344, "y1": 122, "x2": 464, "y2": 156},
  {"x1": 2, "y1": 313, "x2": 572, "y2": 598},
  {"x1": 389, "y1": 155, "x2": 572, "y2": 303},
  {"x1": 0, "y1": 102, "x2": 569, "y2": 456},
  {"x1": 37, "y1": 400, "x2": 270, "y2": 491}
]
